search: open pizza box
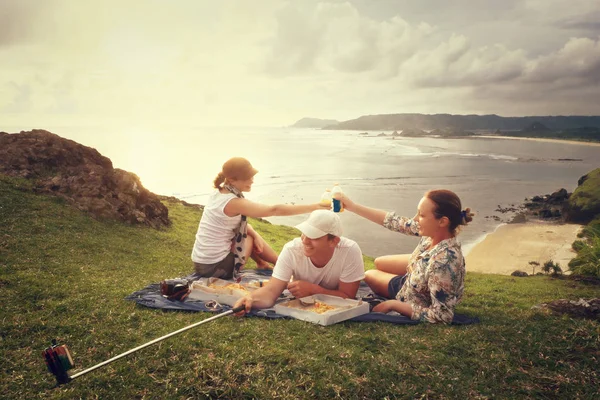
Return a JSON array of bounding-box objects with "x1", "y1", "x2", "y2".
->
[
  {"x1": 188, "y1": 277, "x2": 267, "y2": 306},
  {"x1": 274, "y1": 294, "x2": 369, "y2": 326}
]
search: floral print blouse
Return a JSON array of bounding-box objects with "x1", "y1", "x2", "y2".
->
[{"x1": 383, "y1": 212, "x2": 465, "y2": 324}]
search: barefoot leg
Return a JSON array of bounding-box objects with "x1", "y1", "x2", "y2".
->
[
  {"x1": 244, "y1": 236, "x2": 278, "y2": 269},
  {"x1": 374, "y1": 254, "x2": 410, "y2": 275},
  {"x1": 364, "y1": 270, "x2": 397, "y2": 298}
]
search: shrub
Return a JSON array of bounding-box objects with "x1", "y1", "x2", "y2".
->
[
  {"x1": 528, "y1": 261, "x2": 540, "y2": 274},
  {"x1": 581, "y1": 217, "x2": 600, "y2": 238},
  {"x1": 542, "y1": 260, "x2": 562, "y2": 275},
  {"x1": 569, "y1": 233, "x2": 600, "y2": 278},
  {"x1": 572, "y1": 240, "x2": 586, "y2": 252}
]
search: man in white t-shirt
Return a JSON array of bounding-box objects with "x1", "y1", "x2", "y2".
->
[{"x1": 234, "y1": 210, "x2": 365, "y2": 315}]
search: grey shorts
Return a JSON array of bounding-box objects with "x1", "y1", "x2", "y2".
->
[
  {"x1": 193, "y1": 252, "x2": 235, "y2": 279},
  {"x1": 388, "y1": 274, "x2": 408, "y2": 299}
]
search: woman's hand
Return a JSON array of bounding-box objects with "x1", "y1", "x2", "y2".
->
[
  {"x1": 372, "y1": 299, "x2": 413, "y2": 317},
  {"x1": 317, "y1": 202, "x2": 331, "y2": 210},
  {"x1": 340, "y1": 194, "x2": 356, "y2": 212},
  {"x1": 372, "y1": 300, "x2": 401, "y2": 313}
]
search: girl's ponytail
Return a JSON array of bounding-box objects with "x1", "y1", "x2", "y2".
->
[{"x1": 213, "y1": 172, "x2": 225, "y2": 189}]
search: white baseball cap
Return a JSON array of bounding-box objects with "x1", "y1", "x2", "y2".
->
[{"x1": 295, "y1": 210, "x2": 343, "y2": 239}]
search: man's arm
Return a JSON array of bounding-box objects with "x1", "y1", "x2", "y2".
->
[
  {"x1": 287, "y1": 279, "x2": 361, "y2": 299},
  {"x1": 233, "y1": 277, "x2": 288, "y2": 316}
]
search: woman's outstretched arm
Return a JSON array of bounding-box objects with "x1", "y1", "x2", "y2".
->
[
  {"x1": 224, "y1": 198, "x2": 325, "y2": 218},
  {"x1": 341, "y1": 194, "x2": 388, "y2": 226}
]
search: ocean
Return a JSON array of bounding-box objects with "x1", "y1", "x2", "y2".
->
[{"x1": 7, "y1": 125, "x2": 600, "y2": 258}]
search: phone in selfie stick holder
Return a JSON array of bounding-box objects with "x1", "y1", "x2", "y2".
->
[{"x1": 42, "y1": 339, "x2": 74, "y2": 385}]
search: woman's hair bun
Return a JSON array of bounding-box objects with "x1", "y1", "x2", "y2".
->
[{"x1": 461, "y1": 208, "x2": 474, "y2": 225}]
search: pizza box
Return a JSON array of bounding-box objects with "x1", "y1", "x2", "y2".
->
[
  {"x1": 188, "y1": 277, "x2": 263, "y2": 306},
  {"x1": 274, "y1": 294, "x2": 369, "y2": 326}
]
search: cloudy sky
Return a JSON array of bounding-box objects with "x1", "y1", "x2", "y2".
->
[{"x1": 1, "y1": 0, "x2": 599, "y2": 128}]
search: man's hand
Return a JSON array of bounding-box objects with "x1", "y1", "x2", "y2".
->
[
  {"x1": 233, "y1": 295, "x2": 253, "y2": 317},
  {"x1": 287, "y1": 280, "x2": 318, "y2": 299}
]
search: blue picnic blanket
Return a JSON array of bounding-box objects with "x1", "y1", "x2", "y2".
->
[{"x1": 125, "y1": 269, "x2": 479, "y2": 325}]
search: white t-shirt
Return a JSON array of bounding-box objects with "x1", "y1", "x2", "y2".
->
[
  {"x1": 191, "y1": 190, "x2": 240, "y2": 264},
  {"x1": 272, "y1": 237, "x2": 365, "y2": 290}
]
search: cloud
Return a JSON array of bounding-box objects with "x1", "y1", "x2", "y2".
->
[
  {"x1": 557, "y1": 13, "x2": 600, "y2": 33},
  {"x1": 524, "y1": 36, "x2": 600, "y2": 84},
  {"x1": 523, "y1": 0, "x2": 599, "y2": 20},
  {"x1": 0, "y1": 0, "x2": 598, "y2": 127},
  {"x1": 1, "y1": 82, "x2": 32, "y2": 113},
  {"x1": 263, "y1": 1, "x2": 434, "y2": 78},
  {"x1": 0, "y1": 0, "x2": 37, "y2": 46},
  {"x1": 402, "y1": 36, "x2": 526, "y2": 88},
  {"x1": 262, "y1": 2, "x2": 599, "y2": 93}
]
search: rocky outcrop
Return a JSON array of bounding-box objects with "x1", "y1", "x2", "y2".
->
[
  {"x1": 522, "y1": 188, "x2": 571, "y2": 221},
  {"x1": 566, "y1": 168, "x2": 600, "y2": 223},
  {"x1": 534, "y1": 298, "x2": 600, "y2": 320},
  {"x1": 399, "y1": 128, "x2": 426, "y2": 137},
  {"x1": 511, "y1": 270, "x2": 528, "y2": 277},
  {"x1": 0, "y1": 130, "x2": 170, "y2": 229}
]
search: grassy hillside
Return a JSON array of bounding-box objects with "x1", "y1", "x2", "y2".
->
[
  {"x1": 568, "y1": 168, "x2": 600, "y2": 222},
  {"x1": 1, "y1": 175, "x2": 599, "y2": 399},
  {"x1": 568, "y1": 168, "x2": 600, "y2": 277}
]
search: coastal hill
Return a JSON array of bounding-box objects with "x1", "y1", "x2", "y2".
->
[
  {"x1": 290, "y1": 117, "x2": 340, "y2": 128},
  {"x1": 521, "y1": 121, "x2": 552, "y2": 133},
  {"x1": 322, "y1": 113, "x2": 600, "y2": 131},
  {"x1": 0, "y1": 129, "x2": 170, "y2": 228}
]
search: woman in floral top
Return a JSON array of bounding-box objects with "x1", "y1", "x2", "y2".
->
[{"x1": 342, "y1": 190, "x2": 473, "y2": 323}]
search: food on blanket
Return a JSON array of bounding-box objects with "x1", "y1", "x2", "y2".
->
[
  {"x1": 313, "y1": 301, "x2": 337, "y2": 314},
  {"x1": 248, "y1": 280, "x2": 269, "y2": 288},
  {"x1": 208, "y1": 282, "x2": 250, "y2": 293},
  {"x1": 284, "y1": 299, "x2": 339, "y2": 313}
]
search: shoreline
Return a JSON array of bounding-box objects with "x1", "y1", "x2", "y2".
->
[
  {"x1": 462, "y1": 223, "x2": 507, "y2": 257},
  {"x1": 476, "y1": 135, "x2": 600, "y2": 147},
  {"x1": 465, "y1": 221, "x2": 582, "y2": 275}
]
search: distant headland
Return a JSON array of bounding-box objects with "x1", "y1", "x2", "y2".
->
[
  {"x1": 292, "y1": 113, "x2": 600, "y2": 141},
  {"x1": 289, "y1": 117, "x2": 340, "y2": 128}
]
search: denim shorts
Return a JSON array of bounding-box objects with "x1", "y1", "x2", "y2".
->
[{"x1": 387, "y1": 274, "x2": 408, "y2": 299}]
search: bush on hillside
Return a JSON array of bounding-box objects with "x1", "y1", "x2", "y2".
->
[
  {"x1": 566, "y1": 168, "x2": 600, "y2": 223},
  {"x1": 542, "y1": 260, "x2": 563, "y2": 276},
  {"x1": 572, "y1": 240, "x2": 586, "y2": 252},
  {"x1": 580, "y1": 217, "x2": 600, "y2": 238},
  {"x1": 569, "y1": 234, "x2": 600, "y2": 278},
  {"x1": 528, "y1": 260, "x2": 540, "y2": 275}
]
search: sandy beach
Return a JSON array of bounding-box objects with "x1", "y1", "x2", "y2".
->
[{"x1": 465, "y1": 222, "x2": 582, "y2": 275}]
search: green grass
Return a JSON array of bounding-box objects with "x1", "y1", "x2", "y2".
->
[{"x1": 1, "y1": 175, "x2": 599, "y2": 399}]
